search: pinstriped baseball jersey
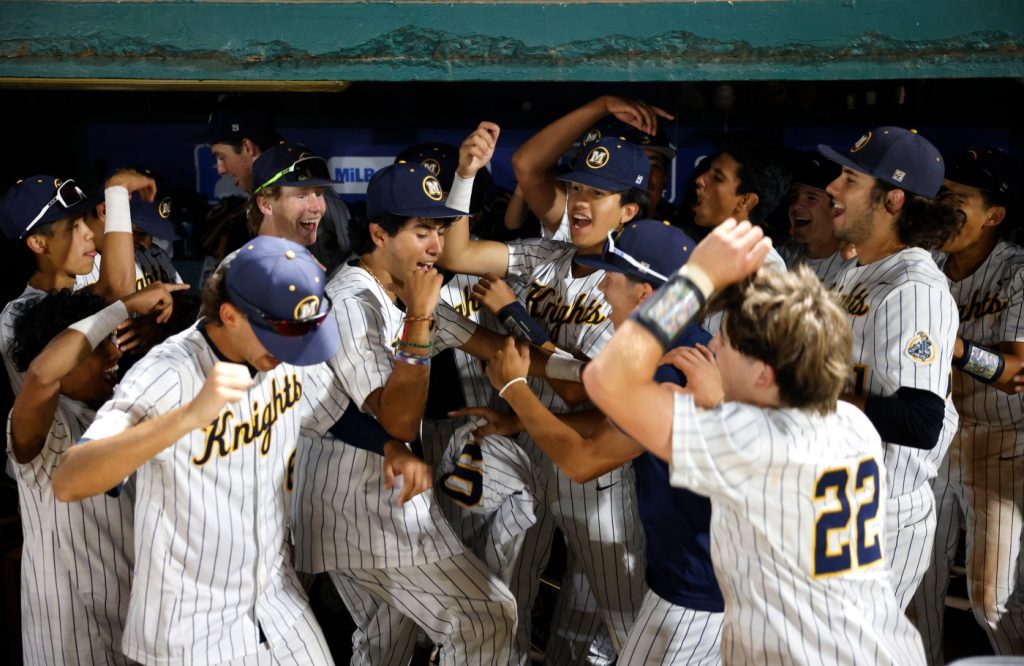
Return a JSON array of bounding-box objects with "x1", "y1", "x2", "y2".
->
[
  {"x1": 437, "y1": 421, "x2": 539, "y2": 581},
  {"x1": 74, "y1": 245, "x2": 183, "y2": 292},
  {"x1": 778, "y1": 242, "x2": 855, "y2": 289},
  {"x1": 506, "y1": 238, "x2": 613, "y2": 414},
  {"x1": 669, "y1": 393, "x2": 926, "y2": 665},
  {"x1": 293, "y1": 263, "x2": 474, "y2": 572},
  {"x1": 1, "y1": 285, "x2": 45, "y2": 394},
  {"x1": 439, "y1": 273, "x2": 501, "y2": 411},
  {"x1": 82, "y1": 323, "x2": 320, "y2": 666},
  {"x1": 7, "y1": 396, "x2": 134, "y2": 666},
  {"x1": 703, "y1": 246, "x2": 788, "y2": 337},
  {"x1": 941, "y1": 240, "x2": 1024, "y2": 431},
  {"x1": 832, "y1": 248, "x2": 959, "y2": 498}
]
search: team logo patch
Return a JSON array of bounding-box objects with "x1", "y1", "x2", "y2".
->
[
  {"x1": 906, "y1": 330, "x2": 937, "y2": 364},
  {"x1": 851, "y1": 132, "x2": 872, "y2": 153},
  {"x1": 583, "y1": 129, "x2": 601, "y2": 145},
  {"x1": 634, "y1": 175, "x2": 644, "y2": 185},
  {"x1": 585, "y1": 146, "x2": 610, "y2": 169},
  {"x1": 293, "y1": 295, "x2": 320, "y2": 320},
  {"x1": 892, "y1": 169, "x2": 906, "y2": 183},
  {"x1": 158, "y1": 197, "x2": 172, "y2": 219},
  {"x1": 422, "y1": 175, "x2": 443, "y2": 201},
  {"x1": 231, "y1": 123, "x2": 240, "y2": 132},
  {"x1": 421, "y1": 158, "x2": 441, "y2": 176}
]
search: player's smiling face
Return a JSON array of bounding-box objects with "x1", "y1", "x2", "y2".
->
[
  {"x1": 61, "y1": 337, "x2": 122, "y2": 407},
  {"x1": 598, "y1": 271, "x2": 647, "y2": 328},
  {"x1": 385, "y1": 217, "x2": 446, "y2": 276},
  {"x1": 826, "y1": 167, "x2": 879, "y2": 246},
  {"x1": 211, "y1": 141, "x2": 257, "y2": 191},
  {"x1": 939, "y1": 180, "x2": 1000, "y2": 254},
  {"x1": 38, "y1": 215, "x2": 98, "y2": 277},
  {"x1": 566, "y1": 183, "x2": 636, "y2": 254},
  {"x1": 692, "y1": 153, "x2": 744, "y2": 228},
  {"x1": 788, "y1": 183, "x2": 835, "y2": 247},
  {"x1": 260, "y1": 186, "x2": 326, "y2": 247}
]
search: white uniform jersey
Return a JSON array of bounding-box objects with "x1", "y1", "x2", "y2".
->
[
  {"x1": 437, "y1": 421, "x2": 539, "y2": 583},
  {"x1": 7, "y1": 397, "x2": 135, "y2": 666},
  {"x1": 506, "y1": 238, "x2": 613, "y2": 414},
  {"x1": 82, "y1": 324, "x2": 317, "y2": 666},
  {"x1": 1, "y1": 285, "x2": 45, "y2": 394},
  {"x1": 439, "y1": 273, "x2": 500, "y2": 411},
  {"x1": 293, "y1": 264, "x2": 475, "y2": 572},
  {"x1": 832, "y1": 248, "x2": 959, "y2": 498},
  {"x1": 778, "y1": 242, "x2": 855, "y2": 290},
  {"x1": 669, "y1": 393, "x2": 926, "y2": 665},
  {"x1": 74, "y1": 246, "x2": 183, "y2": 292},
  {"x1": 540, "y1": 188, "x2": 572, "y2": 243},
  {"x1": 703, "y1": 246, "x2": 787, "y2": 337},
  {"x1": 940, "y1": 240, "x2": 1024, "y2": 429}
]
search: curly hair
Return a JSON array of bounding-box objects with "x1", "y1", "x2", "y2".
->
[
  {"x1": 11, "y1": 289, "x2": 108, "y2": 372},
  {"x1": 873, "y1": 180, "x2": 963, "y2": 250},
  {"x1": 720, "y1": 138, "x2": 793, "y2": 226},
  {"x1": 708, "y1": 266, "x2": 852, "y2": 414}
]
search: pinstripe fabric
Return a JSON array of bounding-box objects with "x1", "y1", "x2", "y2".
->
[
  {"x1": 82, "y1": 324, "x2": 325, "y2": 666},
  {"x1": 2, "y1": 285, "x2": 47, "y2": 394},
  {"x1": 832, "y1": 248, "x2": 959, "y2": 608},
  {"x1": 618, "y1": 589, "x2": 723, "y2": 666},
  {"x1": 505, "y1": 239, "x2": 646, "y2": 663},
  {"x1": 215, "y1": 603, "x2": 333, "y2": 666},
  {"x1": 910, "y1": 240, "x2": 1024, "y2": 662},
  {"x1": 669, "y1": 393, "x2": 926, "y2": 665},
  {"x1": 7, "y1": 398, "x2": 133, "y2": 665},
  {"x1": 778, "y1": 242, "x2": 856, "y2": 290}
]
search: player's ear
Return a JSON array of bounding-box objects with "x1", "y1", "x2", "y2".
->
[
  {"x1": 984, "y1": 205, "x2": 1006, "y2": 228},
  {"x1": 736, "y1": 192, "x2": 759, "y2": 217},
  {"x1": 755, "y1": 360, "x2": 777, "y2": 392},
  {"x1": 368, "y1": 222, "x2": 388, "y2": 249},
  {"x1": 24, "y1": 232, "x2": 48, "y2": 256},
  {"x1": 240, "y1": 138, "x2": 258, "y2": 158},
  {"x1": 619, "y1": 201, "x2": 640, "y2": 225},
  {"x1": 219, "y1": 302, "x2": 243, "y2": 329},
  {"x1": 256, "y1": 193, "x2": 273, "y2": 216},
  {"x1": 884, "y1": 189, "x2": 906, "y2": 214}
]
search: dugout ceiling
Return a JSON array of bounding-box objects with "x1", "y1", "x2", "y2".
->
[{"x1": 0, "y1": 0, "x2": 1022, "y2": 85}]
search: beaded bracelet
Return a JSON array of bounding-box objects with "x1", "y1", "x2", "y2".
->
[
  {"x1": 399, "y1": 339, "x2": 433, "y2": 350},
  {"x1": 395, "y1": 349, "x2": 431, "y2": 366}
]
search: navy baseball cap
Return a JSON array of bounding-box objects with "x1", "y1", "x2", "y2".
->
[
  {"x1": 252, "y1": 143, "x2": 339, "y2": 195},
  {"x1": 575, "y1": 218, "x2": 694, "y2": 287},
  {"x1": 818, "y1": 127, "x2": 945, "y2": 198},
  {"x1": 197, "y1": 101, "x2": 277, "y2": 146},
  {"x1": 366, "y1": 161, "x2": 466, "y2": 219},
  {"x1": 791, "y1": 152, "x2": 842, "y2": 192},
  {"x1": 225, "y1": 236, "x2": 339, "y2": 366},
  {"x1": 395, "y1": 143, "x2": 460, "y2": 186},
  {"x1": 558, "y1": 137, "x2": 650, "y2": 193},
  {"x1": 130, "y1": 194, "x2": 183, "y2": 241},
  {"x1": 581, "y1": 118, "x2": 677, "y2": 160},
  {"x1": 945, "y1": 147, "x2": 1016, "y2": 196},
  {"x1": 0, "y1": 175, "x2": 102, "y2": 240}
]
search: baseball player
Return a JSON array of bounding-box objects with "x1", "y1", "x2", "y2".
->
[
  {"x1": 200, "y1": 98, "x2": 353, "y2": 271},
  {"x1": 52, "y1": 236, "x2": 338, "y2": 665},
  {"x1": 819, "y1": 126, "x2": 963, "y2": 609},
  {"x1": 293, "y1": 161, "x2": 550, "y2": 666},
  {"x1": 7, "y1": 282, "x2": 181, "y2": 665},
  {"x1": 909, "y1": 147, "x2": 1024, "y2": 662},
  {"x1": 584, "y1": 219, "x2": 927, "y2": 664},
  {"x1": 442, "y1": 112, "x2": 658, "y2": 663},
  {"x1": 778, "y1": 151, "x2": 854, "y2": 287},
  {"x1": 0, "y1": 170, "x2": 155, "y2": 393},
  {"x1": 460, "y1": 219, "x2": 726, "y2": 665}
]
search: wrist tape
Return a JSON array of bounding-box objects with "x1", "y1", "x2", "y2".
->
[
  {"x1": 104, "y1": 186, "x2": 131, "y2": 234},
  {"x1": 447, "y1": 173, "x2": 474, "y2": 214},
  {"x1": 69, "y1": 300, "x2": 129, "y2": 349}
]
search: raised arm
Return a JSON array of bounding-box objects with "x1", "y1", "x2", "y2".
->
[
  {"x1": 89, "y1": 169, "x2": 158, "y2": 301},
  {"x1": 511, "y1": 95, "x2": 672, "y2": 231},
  {"x1": 53, "y1": 361, "x2": 250, "y2": 502}
]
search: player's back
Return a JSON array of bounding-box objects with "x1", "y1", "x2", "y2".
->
[{"x1": 672, "y1": 398, "x2": 925, "y2": 664}]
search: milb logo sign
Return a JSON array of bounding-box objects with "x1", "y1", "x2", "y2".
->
[{"x1": 327, "y1": 156, "x2": 394, "y2": 194}]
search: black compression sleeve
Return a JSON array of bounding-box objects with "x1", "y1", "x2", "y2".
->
[{"x1": 863, "y1": 387, "x2": 945, "y2": 450}]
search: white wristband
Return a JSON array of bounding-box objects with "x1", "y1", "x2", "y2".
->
[
  {"x1": 545, "y1": 349, "x2": 583, "y2": 382},
  {"x1": 104, "y1": 185, "x2": 132, "y2": 234},
  {"x1": 680, "y1": 264, "x2": 715, "y2": 300},
  {"x1": 498, "y1": 376, "x2": 528, "y2": 399},
  {"x1": 447, "y1": 173, "x2": 474, "y2": 214},
  {"x1": 68, "y1": 300, "x2": 129, "y2": 350}
]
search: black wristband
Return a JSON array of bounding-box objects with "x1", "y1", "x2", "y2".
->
[{"x1": 498, "y1": 300, "x2": 552, "y2": 346}]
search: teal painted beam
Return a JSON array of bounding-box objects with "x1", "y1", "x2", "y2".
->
[{"x1": 0, "y1": 1, "x2": 1021, "y2": 82}]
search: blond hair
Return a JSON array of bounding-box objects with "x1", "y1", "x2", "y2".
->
[
  {"x1": 709, "y1": 266, "x2": 852, "y2": 414},
  {"x1": 246, "y1": 186, "x2": 281, "y2": 235}
]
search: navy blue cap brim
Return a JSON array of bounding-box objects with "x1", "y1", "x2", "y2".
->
[
  {"x1": 275, "y1": 176, "x2": 339, "y2": 189},
  {"x1": 816, "y1": 144, "x2": 871, "y2": 178},
  {"x1": 574, "y1": 253, "x2": 664, "y2": 286},
  {"x1": 557, "y1": 171, "x2": 635, "y2": 193},
  {"x1": 249, "y1": 314, "x2": 340, "y2": 366},
  {"x1": 369, "y1": 203, "x2": 468, "y2": 219},
  {"x1": 133, "y1": 218, "x2": 182, "y2": 241}
]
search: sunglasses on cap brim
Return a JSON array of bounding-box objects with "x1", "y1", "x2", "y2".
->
[
  {"x1": 603, "y1": 229, "x2": 669, "y2": 283},
  {"x1": 254, "y1": 156, "x2": 331, "y2": 195},
  {"x1": 22, "y1": 179, "x2": 87, "y2": 238}
]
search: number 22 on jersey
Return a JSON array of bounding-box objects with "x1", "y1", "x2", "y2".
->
[{"x1": 813, "y1": 457, "x2": 883, "y2": 577}]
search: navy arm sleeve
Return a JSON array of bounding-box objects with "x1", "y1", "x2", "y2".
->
[{"x1": 863, "y1": 387, "x2": 945, "y2": 450}]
